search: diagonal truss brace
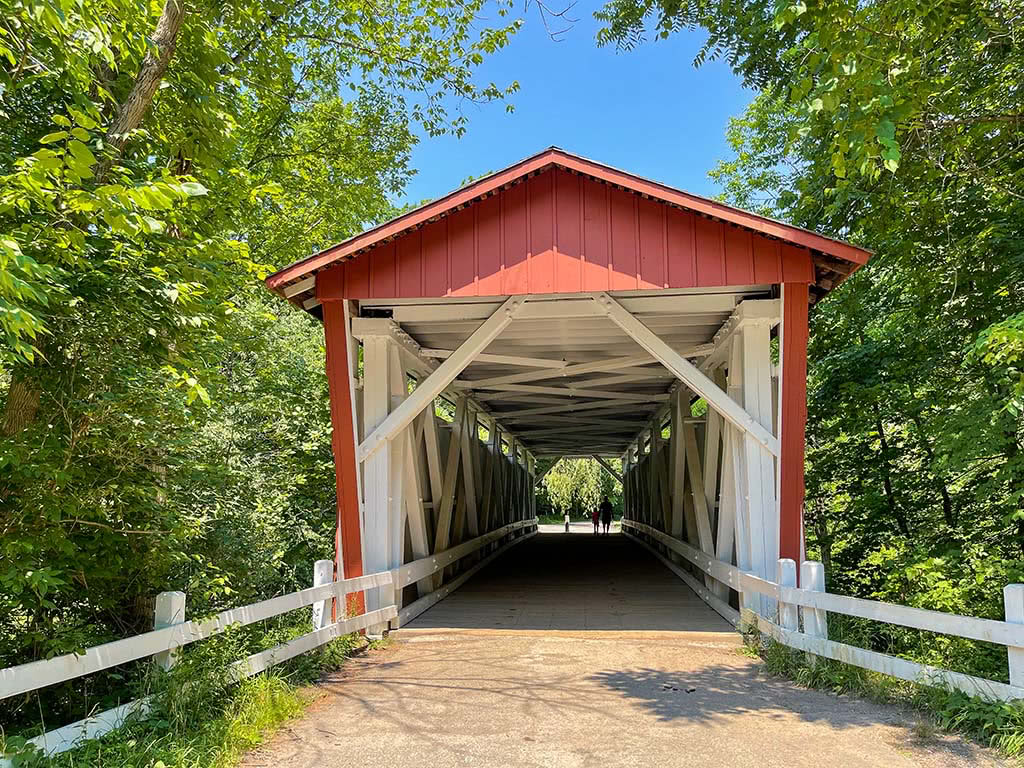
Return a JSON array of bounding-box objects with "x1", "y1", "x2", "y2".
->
[{"x1": 595, "y1": 292, "x2": 780, "y2": 457}]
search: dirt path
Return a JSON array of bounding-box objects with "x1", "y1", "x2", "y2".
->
[{"x1": 240, "y1": 534, "x2": 1006, "y2": 768}]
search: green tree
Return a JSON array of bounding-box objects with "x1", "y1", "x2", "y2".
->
[
  {"x1": 540, "y1": 458, "x2": 621, "y2": 518},
  {"x1": 595, "y1": 0, "x2": 1024, "y2": 677},
  {"x1": 0, "y1": 0, "x2": 524, "y2": 727}
]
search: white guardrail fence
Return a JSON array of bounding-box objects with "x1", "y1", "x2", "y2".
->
[
  {"x1": 0, "y1": 518, "x2": 537, "y2": 764},
  {"x1": 621, "y1": 518, "x2": 1024, "y2": 703}
]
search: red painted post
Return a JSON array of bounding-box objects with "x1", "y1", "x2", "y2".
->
[
  {"x1": 320, "y1": 276, "x2": 365, "y2": 618},
  {"x1": 779, "y1": 283, "x2": 809, "y2": 567}
]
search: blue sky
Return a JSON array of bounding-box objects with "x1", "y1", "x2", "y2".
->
[{"x1": 402, "y1": 9, "x2": 753, "y2": 206}]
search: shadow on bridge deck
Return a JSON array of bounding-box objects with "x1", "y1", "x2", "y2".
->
[{"x1": 400, "y1": 530, "x2": 735, "y2": 636}]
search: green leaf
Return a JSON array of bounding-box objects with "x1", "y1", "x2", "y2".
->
[{"x1": 39, "y1": 131, "x2": 68, "y2": 144}]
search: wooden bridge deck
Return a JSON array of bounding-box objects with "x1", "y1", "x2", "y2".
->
[
  {"x1": 240, "y1": 529, "x2": 1002, "y2": 768},
  {"x1": 402, "y1": 528, "x2": 735, "y2": 634}
]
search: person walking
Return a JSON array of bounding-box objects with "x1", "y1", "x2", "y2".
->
[
  {"x1": 600, "y1": 496, "x2": 613, "y2": 534},
  {"x1": 591, "y1": 505, "x2": 600, "y2": 534},
  {"x1": 564, "y1": 510, "x2": 570, "y2": 533}
]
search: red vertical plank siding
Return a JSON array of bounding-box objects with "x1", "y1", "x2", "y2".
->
[
  {"x1": 328, "y1": 167, "x2": 833, "y2": 298},
  {"x1": 609, "y1": 187, "x2": 638, "y2": 290},
  {"x1": 503, "y1": 181, "x2": 529, "y2": 294},
  {"x1": 318, "y1": 294, "x2": 365, "y2": 616},
  {"x1": 476, "y1": 195, "x2": 502, "y2": 296},
  {"x1": 781, "y1": 243, "x2": 815, "y2": 283},
  {"x1": 582, "y1": 178, "x2": 610, "y2": 290},
  {"x1": 369, "y1": 241, "x2": 396, "y2": 298},
  {"x1": 779, "y1": 283, "x2": 810, "y2": 565},
  {"x1": 421, "y1": 218, "x2": 448, "y2": 297},
  {"x1": 347, "y1": 252, "x2": 370, "y2": 297},
  {"x1": 724, "y1": 226, "x2": 755, "y2": 285},
  {"x1": 396, "y1": 228, "x2": 422, "y2": 297},
  {"x1": 448, "y1": 206, "x2": 477, "y2": 296},
  {"x1": 753, "y1": 236, "x2": 782, "y2": 284},
  {"x1": 554, "y1": 170, "x2": 582, "y2": 293},
  {"x1": 695, "y1": 216, "x2": 726, "y2": 285},
  {"x1": 638, "y1": 197, "x2": 666, "y2": 289},
  {"x1": 666, "y1": 209, "x2": 697, "y2": 288},
  {"x1": 528, "y1": 172, "x2": 555, "y2": 294}
]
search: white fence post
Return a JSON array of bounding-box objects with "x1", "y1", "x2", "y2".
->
[
  {"x1": 1004, "y1": 584, "x2": 1024, "y2": 687},
  {"x1": 312, "y1": 559, "x2": 334, "y2": 631},
  {"x1": 800, "y1": 560, "x2": 828, "y2": 639},
  {"x1": 777, "y1": 559, "x2": 798, "y2": 631},
  {"x1": 153, "y1": 591, "x2": 186, "y2": 671}
]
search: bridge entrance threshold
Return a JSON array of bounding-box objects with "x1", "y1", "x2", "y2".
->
[
  {"x1": 240, "y1": 530, "x2": 1003, "y2": 768},
  {"x1": 397, "y1": 531, "x2": 738, "y2": 638}
]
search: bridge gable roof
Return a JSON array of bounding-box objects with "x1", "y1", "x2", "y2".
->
[{"x1": 266, "y1": 147, "x2": 870, "y2": 309}]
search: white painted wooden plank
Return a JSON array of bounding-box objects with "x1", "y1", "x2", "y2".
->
[
  {"x1": 421, "y1": 350, "x2": 569, "y2": 369},
  {"x1": 749, "y1": 611, "x2": 1024, "y2": 703},
  {"x1": 1007, "y1": 585, "x2": 1024, "y2": 687},
  {"x1": 362, "y1": 335, "x2": 392, "y2": 614},
  {"x1": 460, "y1": 409, "x2": 481, "y2": 539},
  {"x1": 9, "y1": 697, "x2": 154, "y2": 761},
  {"x1": 741, "y1": 323, "x2": 777, "y2": 615},
  {"x1": 358, "y1": 296, "x2": 523, "y2": 462},
  {"x1": 433, "y1": 396, "x2": 467, "y2": 557},
  {"x1": 396, "y1": 530, "x2": 538, "y2": 627},
  {"x1": 153, "y1": 591, "x2": 185, "y2": 671},
  {"x1": 0, "y1": 571, "x2": 393, "y2": 700},
  {"x1": 684, "y1": 421, "x2": 715, "y2": 557},
  {"x1": 474, "y1": 383, "x2": 671, "y2": 403},
  {"x1": 454, "y1": 354, "x2": 653, "y2": 389},
  {"x1": 597, "y1": 293, "x2": 780, "y2": 456},
  {"x1": 233, "y1": 606, "x2": 397, "y2": 679},
  {"x1": 777, "y1": 559, "x2": 799, "y2": 630},
  {"x1": 801, "y1": 560, "x2": 828, "y2": 641},
  {"x1": 311, "y1": 560, "x2": 333, "y2": 631},
  {"x1": 621, "y1": 519, "x2": 741, "y2": 592}
]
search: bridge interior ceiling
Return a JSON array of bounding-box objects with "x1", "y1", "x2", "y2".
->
[{"x1": 358, "y1": 285, "x2": 772, "y2": 458}]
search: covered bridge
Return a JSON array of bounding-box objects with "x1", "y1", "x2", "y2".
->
[{"x1": 264, "y1": 147, "x2": 870, "y2": 626}]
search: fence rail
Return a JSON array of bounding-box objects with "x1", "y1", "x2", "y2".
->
[
  {"x1": 0, "y1": 517, "x2": 537, "y2": 764},
  {"x1": 621, "y1": 517, "x2": 1024, "y2": 703}
]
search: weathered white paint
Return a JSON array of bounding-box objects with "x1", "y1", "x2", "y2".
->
[
  {"x1": 777, "y1": 559, "x2": 798, "y2": 631},
  {"x1": 1006, "y1": 585, "x2": 1024, "y2": 688},
  {"x1": 153, "y1": 590, "x2": 185, "y2": 671},
  {"x1": 311, "y1": 560, "x2": 333, "y2": 631}
]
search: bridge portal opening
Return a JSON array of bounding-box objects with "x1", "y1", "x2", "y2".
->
[{"x1": 264, "y1": 148, "x2": 869, "y2": 631}]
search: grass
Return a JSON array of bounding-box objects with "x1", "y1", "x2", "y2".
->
[
  {"x1": 744, "y1": 631, "x2": 1024, "y2": 760},
  {"x1": 2, "y1": 627, "x2": 368, "y2": 768}
]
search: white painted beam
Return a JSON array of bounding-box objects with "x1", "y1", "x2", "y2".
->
[
  {"x1": 357, "y1": 296, "x2": 524, "y2": 462},
  {"x1": 596, "y1": 293, "x2": 780, "y2": 457},
  {"x1": 421, "y1": 349, "x2": 570, "y2": 369}
]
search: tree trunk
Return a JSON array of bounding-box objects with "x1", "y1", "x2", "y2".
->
[
  {"x1": 97, "y1": 0, "x2": 187, "y2": 178},
  {"x1": 909, "y1": 412, "x2": 957, "y2": 527},
  {"x1": 872, "y1": 402, "x2": 909, "y2": 535},
  {"x1": 2, "y1": 377, "x2": 41, "y2": 437}
]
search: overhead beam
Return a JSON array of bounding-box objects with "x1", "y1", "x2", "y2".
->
[
  {"x1": 700, "y1": 299, "x2": 782, "y2": 372},
  {"x1": 454, "y1": 354, "x2": 654, "y2": 390},
  {"x1": 476, "y1": 383, "x2": 670, "y2": 403},
  {"x1": 499, "y1": 400, "x2": 662, "y2": 420},
  {"x1": 357, "y1": 296, "x2": 524, "y2": 463},
  {"x1": 596, "y1": 293, "x2": 780, "y2": 457},
  {"x1": 421, "y1": 349, "x2": 569, "y2": 369}
]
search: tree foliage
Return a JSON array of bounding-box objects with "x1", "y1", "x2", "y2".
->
[
  {"x1": 539, "y1": 458, "x2": 621, "y2": 518},
  {"x1": 597, "y1": 0, "x2": 1024, "y2": 678},
  {"x1": 0, "y1": 0, "x2": 522, "y2": 728}
]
